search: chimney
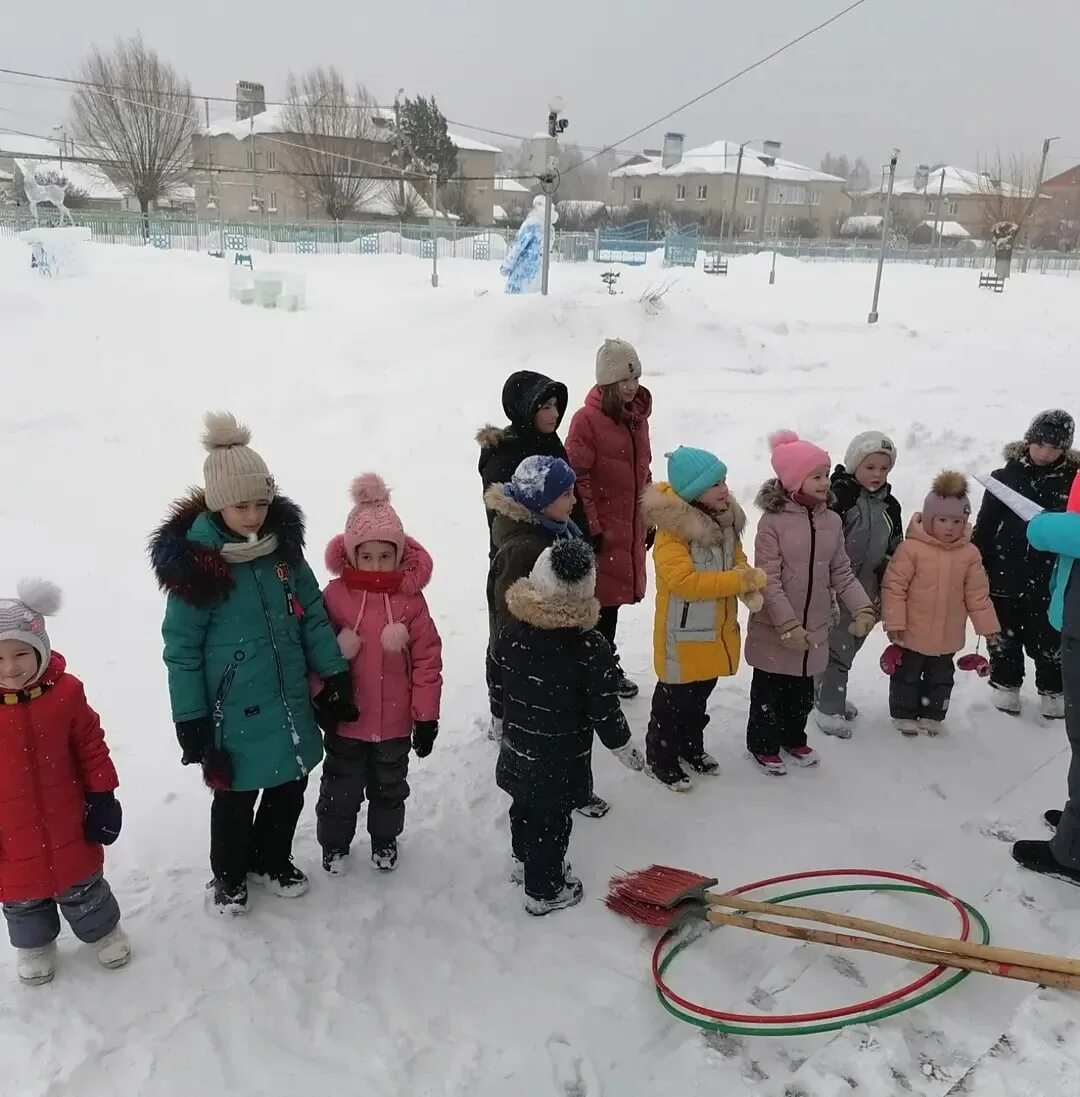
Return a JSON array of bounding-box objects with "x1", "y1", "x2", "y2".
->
[
  {"x1": 662, "y1": 132, "x2": 684, "y2": 169},
  {"x1": 236, "y1": 80, "x2": 266, "y2": 122}
]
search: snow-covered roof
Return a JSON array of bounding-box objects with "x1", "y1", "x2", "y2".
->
[
  {"x1": 352, "y1": 179, "x2": 462, "y2": 220},
  {"x1": 556, "y1": 199, "x2": 605, "y2": 215},
  {"x1": 840, "y1": 215, "x2": 884, "y2": 236},
  {"x1": 493, "y1": 204, "x2": 508, "y2": 223},
  {"x1": 922, "y1": 219, "x2": 970, "y2": 238},
  {"x1": 610, "y1": 142, "x2": 843, "y2": 184},
  {"x1": 862, "y1": 165, "x2": 1027, "y2": 199},
  {"x1": 14, "y1": 157, "x2": 125, "y2": 202},
  {"x1": 494, "y1": 176, "x2": 530, "y2": 194},
  {"x1": 205, "y1": 106, "x2": 499, "y2": 153},
  {"x1": 0, "y1": 169, "x2": 12, "y2": 182}
]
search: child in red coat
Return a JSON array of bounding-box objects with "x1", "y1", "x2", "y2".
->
[
  {"x1": 316, "y1": 476, "x2": 443, "y2": 874},
  {"x1": 0, "y1": 581, "x2": 130, "y2": 985}
]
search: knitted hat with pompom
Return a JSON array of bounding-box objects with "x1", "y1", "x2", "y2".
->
[
  {"x1": 768, "y1": 429, "x2": 831, "y2": 494},
  {"x1": 922, "y1": 470, "x2": 971, "y2": 526},
  {"x1": 339, "y1": 474, "x2": 406, "y2": 566},
  {"x1": 201, "y1": 411, "x2": 276, "y2": 511},
  {"x1": 530, "y1": 538, "x2": 596, "y2": 601},
  {"x1": 0, "y1": 579, "x2": 62, "y2": 685}
]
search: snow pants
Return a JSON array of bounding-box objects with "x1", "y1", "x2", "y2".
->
[
  {"x1": 889, "y1": 650, "x2": 955, "y2": 722},
  {"x1": 316, "y1": 732, "x2": 411, "y2": 853},
  {"x1": 814, "y1": 610, "x2": 868, "y2": 717},
  {"x1": 1051, "y1": 636, "x2": 1080, "y2": 870},
  {"x1": 3, "y1": 872, "x2": 120, "y2": 949},
  {"x1": 746, "y1": 669, "x2": 814, "y2": 756},
  {"x1": 647, "y1": 678, "x2": 718, "y2": 772},
  {"x1": 597, "y1": 606, "x2": 622, "y2": 668},
  {"x1": 211, "y1": 778, "x2": 308, "y2": 885},
  {"x1": 508, "y1": 797, "x2": 573, "y2": 902},
  {"x1": 989, "y1": 595, "x2": 1063, "y2": 696}
]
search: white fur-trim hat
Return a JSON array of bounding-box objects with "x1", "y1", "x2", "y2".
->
[
  {"x1": 844, "y1": 431, "x2": 897, "y2": 474},
  {"x1": 0, "y1": 579, "x2": 62, "y2": 684}
]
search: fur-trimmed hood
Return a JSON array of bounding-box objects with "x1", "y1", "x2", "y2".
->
[
  {"x1": 1003, "y1": 441, "x2": 1080, "y2": 467},
  {"x1": 755, "y1": 477, "x2": 828, "y2": 515},
  {"x1": 640, "y1": 482, "x2": 746, "y2": 545},
  {"x1": 149, "y1": 490, "x2": 306, "y2": 607},
  {"x1": 504, "y1": 578, "x2": 600, "y2": 631},
  {"x1": 484, "y1": 482, "x2": 540, "y2": 525},
  {"x1": 476, "y1": 424, "x2": 506, "y2": 449},
  {"x1": 324, "y1": 534, "x2": 433, "y2": 597}
]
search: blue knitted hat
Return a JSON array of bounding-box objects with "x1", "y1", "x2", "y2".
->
[
  {"x1": 666, "y1": 447, "x2": 728, "y2": 501},
  {"x1": 504, "y1": 455, "x2": 576, "y2": 514}
]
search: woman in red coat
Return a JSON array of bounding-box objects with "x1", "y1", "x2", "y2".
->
[
  {"x1": 566, "y1": 338, "x2": 653, "y2": 697},
  {"x1": 0, "y1": 581, "x2": 130, "y2": 986}
]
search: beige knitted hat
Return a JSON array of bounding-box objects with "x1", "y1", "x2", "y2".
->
[
  {"x1": 595, "y1": 338, "x2": 643, "y2": 386},
  {"x1": 201, "y1": 411, "x2": 276, "y2": 511}
]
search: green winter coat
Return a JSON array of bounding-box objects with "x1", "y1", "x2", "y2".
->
[{"x1": 150, "y1": 492, "x2": 347, "y2": 792}]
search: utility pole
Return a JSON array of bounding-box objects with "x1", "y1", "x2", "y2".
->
[
  {"x1": 730, "y1": 143, "x2": 746, "y2": 241},
  {"x1": 430, "y1": 164, "x2": 439, "y2": 288},
  {"x1": 1021, "y1": 136, "x2": 1057, "y2": 273},
  {"x1": 868, "y1": 149, "x2": 899, "y2": 324},
  {"x1": 540, "y1": 97, "x2": 568, "y2": 297},
  {"x1": 932, "y1": 166, "x2": 947, "y2": 267}
]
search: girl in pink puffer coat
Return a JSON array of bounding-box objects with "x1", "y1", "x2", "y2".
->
[
  {"x1": 315, "y1": 475, "x2": 442, "y2": 874},
  {"x1": 745, "y1": 431, "x2": 875, "y2": 775}
]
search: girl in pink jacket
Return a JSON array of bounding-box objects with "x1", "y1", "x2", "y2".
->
[
  {"x1": 745, "y1": 431, "x2": 875, "y2": 774},
  {"x1": 316, "y1": 475, "x2": 443, "y2": 874}
]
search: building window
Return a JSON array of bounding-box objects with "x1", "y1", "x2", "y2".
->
[
  {"x1": 741, "y1": 214, "x2": 756, "y2": 232},
  {"x1": 610, "y1": 178, "x2": 615, "y2": 193},
  {"x1": 268, "y1": 191, "x2": 278, "y2": 212},
  {"x1": 697, "y1": 184, "x2": 708, "y2": 201},
  {"x1": 675, "y1": 183, "x2": 686, "y2": 201},
  {"x1": 632, "y1": 184, "x2": 642, "y2": 201},
  {"x1": 746, "y1": 185, "x2": 760, "y2": 204},
  {"x1": 946, "y1": 199, "x2": 958, "y2": 216},
  {"x1": 766, "y1": 215, "x2": 780, "y2": 234},
  {"x1": 246, "y1": 150, "x2": 254, "y2": 169},
  {"x1": 927, "y1": 199, "x2": 936, "y2": 214},
  {"x1": 266, "y1": 151, "x2": 276, "y2": 171},
  {"x1": 809, "y1": 190, "x2": 821, "y2": 206}
]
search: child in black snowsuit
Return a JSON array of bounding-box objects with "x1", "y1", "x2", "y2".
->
[
  {"x1": 973, "y1": 409, "x2": 1079, "y2": 719},
  {"x1": 492, "y1": 539, "x2": 643, "y2": 916}
]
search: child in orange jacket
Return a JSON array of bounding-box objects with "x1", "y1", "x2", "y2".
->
[{"x1": 881, "y1": 471, "x2": 1000, "y2": 735}]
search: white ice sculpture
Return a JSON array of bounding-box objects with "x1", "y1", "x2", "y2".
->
[{"x1": 15, "y1": 160, "x2": 75, "y2": 226}]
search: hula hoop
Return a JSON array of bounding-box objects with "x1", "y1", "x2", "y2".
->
[{"x1": 650, "y1": 870, "x2": 989, "y2": 1037}]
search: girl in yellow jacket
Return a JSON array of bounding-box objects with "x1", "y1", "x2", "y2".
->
[{"x1": 641, "y1": 447, "x2": 766, "y2": 790}]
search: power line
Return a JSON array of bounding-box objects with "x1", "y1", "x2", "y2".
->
[{"x1": 563, "y1": 0, "x2": 873, "y2": 176}]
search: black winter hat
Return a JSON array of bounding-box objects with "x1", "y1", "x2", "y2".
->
[
  {"x1": 1025, "y1": 409, "x2": 1075, "y2": 452},
  {"x1": 531, "y1": 537, "x2": 596, "y2": 598}
]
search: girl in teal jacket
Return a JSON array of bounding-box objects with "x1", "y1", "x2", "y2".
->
[{"x1": 151, "y1": 413, "x2": 356, "y2": 914}]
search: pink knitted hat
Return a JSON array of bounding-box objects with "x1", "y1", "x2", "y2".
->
[
  {"x1": 332, "y1": 475, "x2": 406, "y2": 568},
  {"x1": 768, "y1": 429, "x2": 831, "y2": 493}
]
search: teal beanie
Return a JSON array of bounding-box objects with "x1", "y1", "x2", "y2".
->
[{"x1": 666, "y1": 446, "x2": 728, "y2": 501}]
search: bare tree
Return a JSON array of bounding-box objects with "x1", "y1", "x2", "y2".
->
[
  {"x1": 975, "y1": 153, "x2": 1039, "y2": 236},
  {"x1": 71, "y1": 36, "x2": 196, "y2": 226},
  {"x1": 282, "y1": 67, "x2": 384, "y2": 222}
]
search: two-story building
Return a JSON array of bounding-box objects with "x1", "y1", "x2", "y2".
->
[{"x1": 609, "y1": 134, "x2": 849, "y2": 238}]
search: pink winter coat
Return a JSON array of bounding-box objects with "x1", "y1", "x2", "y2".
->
[
  {"x1": 745, "y1": 479, "x2": 871, "y2": 677},
  {"x1": 565, "y1": 385, "x2": 653, "y2": 607},
  {"x1": 881, "y1": 514, "x2": 1000, "y2": 657},
  {"x1": 321, "y1": 536, "x2": 443, "y2": 742}
]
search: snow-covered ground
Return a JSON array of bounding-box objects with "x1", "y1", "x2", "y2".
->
[{"x1": 2, "y1": 240, "x2": 1080, "y2": 1097}]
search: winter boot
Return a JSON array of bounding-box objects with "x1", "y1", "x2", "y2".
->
[
  {"x1": 894, "y1": 718, "x2": 920, "y2": 737},
  {"x1": 784, "y1": 744, "x2": 819, "y2": 767},
  {"x1": 488, "y1": 716, "x2": 503, "y2": 742},
  {"x1": 751, "y1": 753, "x2": 787, "y2": 776},
  {"x1": 1041, "y1": 693, "x2": 1066, "y2": 720},
  {"x1": 991, "y1": 685, "x2": 1022, "y2": 715},
  {"x1": 209, "y1": 877, "x2": 249, "y2": 916},
  {"x1": 648, "y1": 762, "x2": 693, "y2": 792},
  {"x1": 322, "y1": 847, "x2": 350, "y2": 876},
  {"x1": 681, "y1": 751, "x2": 720, "y2": 775},
  {"x1": 523, "y1": 878, "x2": 584, "y2": 916},
  {"x1": 616, "y1": 674, "x2": 639, "y2": 700},
  {"x1": 249, "y1": 860, "x2": 310, "y2": 898},
  {"x1": 1011, "y1": 840, "x2": 1080, "y2": 886},
  {"x1": 95, "y1": 926, "x2": 132, "y2": 970},
  {"x1": 575, "y1": 794, "x2": 610, "y2": 819},
  {"x1": 16, "y1": 941, "x2": 56, "y2": 986},
  {"x1": 918, "y1": 718, "x2": 944, "y2": 737},
  {"x1": 371, "y1": 838, "x2": 398, "y2": 872},
  {"x1": 1045, "y1": 809, "x2": 1063, "y2": 830},
  {"x1": 511, "y1": 858, "x2": 580, "y2": 888},
  {"x1": 814, "y1": 708, "x2": 851, "y2": 739},
  {"x1": 845, "y1": 700, "x2": 859, "y2": 720}
]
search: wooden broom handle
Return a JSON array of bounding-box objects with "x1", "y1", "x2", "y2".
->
[
  {"x1": 704, "y1": 909, "x2": 1080, "y2": 992},
  {"x1": 707, "y1": 893, "x2": 1080, "y2": 978}
]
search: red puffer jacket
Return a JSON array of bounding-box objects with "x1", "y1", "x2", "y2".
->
[
  {"x1": 566, "y1": 385, "x2": 653, "y2": 607},
  {"x1": 0, "y1": 653, "x2": 119, "y2": 903}
]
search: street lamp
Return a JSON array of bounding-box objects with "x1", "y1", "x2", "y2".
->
[
  {"x1": 729, "y1": 137, "x2": 779, "y2": 242},
  {"x1": 538, "y1": 96, "x2": 568, "y2": 296}
]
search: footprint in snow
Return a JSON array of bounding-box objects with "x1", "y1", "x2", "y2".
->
[
  {"x1": 978, "y1": 822, "x2": 1016, "y2": 842},
  {"x1": 546, "y1": 1033, "x2": 600, "y2": 1097}
]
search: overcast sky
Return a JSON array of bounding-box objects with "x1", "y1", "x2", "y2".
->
[{"x1": 3, "y1": 0, "x2": 1079, "y2": 180}]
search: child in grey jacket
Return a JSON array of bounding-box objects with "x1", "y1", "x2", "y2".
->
[{"x1": 814, "y1": 432, "x2": 903, "y2": 737}]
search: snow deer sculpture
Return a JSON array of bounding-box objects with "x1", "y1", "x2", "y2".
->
[{"x1": 15, "y1": 161, "x2": 75, "y2": 226}]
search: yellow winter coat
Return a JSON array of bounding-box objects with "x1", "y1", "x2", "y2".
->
[{"x1": 642, "y1": 483, "x2": 764, "y2": 684}]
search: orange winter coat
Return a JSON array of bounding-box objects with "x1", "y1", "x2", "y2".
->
[{"x1": 881, "y1": 514, "x2": 1000, "y2": 657}]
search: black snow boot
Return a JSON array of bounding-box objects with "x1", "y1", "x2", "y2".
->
[{"x1": 1011, "y1": 840, "x2": 1080, "y2": 886}]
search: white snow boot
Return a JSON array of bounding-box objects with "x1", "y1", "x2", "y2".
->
[
  {"x1": 1041, "y1": 693, "x2": 1066, "y2": 720},
  {"x1": 814, "y1": 708, "x2": 851, "y2": 739},
  {"x1": 917, "y1": 718, "x2": 944, "y2": 737},
  {"x1": 16, "y1": 941, "x2": 56, "y2": 986},
  {"x1": 894, "y1": 718, "x2": 920, "y2": 737},
  {"x1": 991, "y1": 685, "x2": 1022, "y2": 715},
  {"x1": 95, "y1": 926, "x2": 132, "y2": 970}
]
